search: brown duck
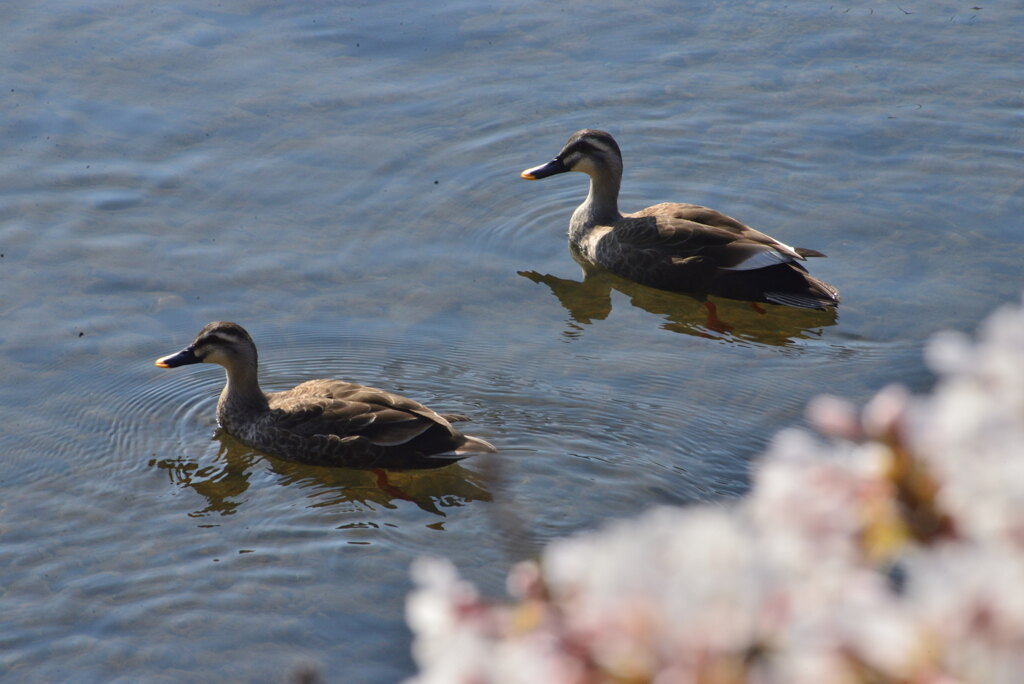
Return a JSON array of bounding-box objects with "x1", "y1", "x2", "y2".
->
[
  {"x1": 155, "y1": 322, "x2": 496, "y2": 470},
  {"x1": 521, "y1": 129, "x2": 839, "y2": 310}
]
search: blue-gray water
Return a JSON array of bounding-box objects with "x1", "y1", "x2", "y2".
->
[{"x1": 1, "y1": 1, "x2": 1021, "y2": 681}]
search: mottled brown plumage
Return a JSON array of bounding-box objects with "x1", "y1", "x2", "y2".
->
[
  {"x1": 155, "y1": 322, "x2": 495, "y2": 469},
  {"x1": 521, "y1": 129, "x2": 839, "y2": 309}
]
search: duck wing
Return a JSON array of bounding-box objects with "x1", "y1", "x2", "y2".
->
[
  {"x1": 268, "y1": 379, "x2": 456, "y2": 447},
  {"x1": 623, "y1": 203, "x2": 813, "y2": 270}
]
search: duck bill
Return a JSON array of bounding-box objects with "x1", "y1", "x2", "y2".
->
[
  {"x1": 520, "y1": 158, "x2": 568, "y2": 180},
  {"x1": 155, "y1": 346, "x2": 200, "y2": 368}
]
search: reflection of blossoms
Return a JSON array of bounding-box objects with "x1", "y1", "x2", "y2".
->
[{"x1": 407, "y1": 296, "x2": 1024, "y2": 684}]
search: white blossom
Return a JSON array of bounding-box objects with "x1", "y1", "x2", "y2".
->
[{"x1": 408, "y1": 296, "x2": 1024, "y2": 683}]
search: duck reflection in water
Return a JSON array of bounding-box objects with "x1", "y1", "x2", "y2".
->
[
  {"x1": 520, "y1": 245, "x2": 838, "y2": 346},
  {"x1": 148, "y1": 430, "x2": 493, "y2": 519}
]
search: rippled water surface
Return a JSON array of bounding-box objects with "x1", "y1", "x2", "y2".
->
[{"x1": 2, "y1": 0, "x2": 1021, "y2": 681}]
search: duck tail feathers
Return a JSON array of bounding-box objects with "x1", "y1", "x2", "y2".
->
[
  {"x1": 455, "y1": 435, "x2": 498, "y2": 455},
  {"x1": 764, "y1": 274, "x2": 840, "y2": 310},
  {"x1": 764, "y1": 292, "x2": 836, "y2": 310}
]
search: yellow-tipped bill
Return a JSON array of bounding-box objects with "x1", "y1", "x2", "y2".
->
[
  {"x1": 520, "y1": 158, "x2": 568, "y2": 180},
  {"x1": 154, "y1": 347, "x2": 200, "y2": 368}
]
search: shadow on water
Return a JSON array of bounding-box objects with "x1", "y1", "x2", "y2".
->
[
  {"x1": 148, "y1": 430, "x2": 493, "y2": 519},
  {"x1": 520, "y1": 246, "x2": 838, "y2": 346}
]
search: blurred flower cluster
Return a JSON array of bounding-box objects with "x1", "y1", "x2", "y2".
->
[{"x1": 406, "y1": 296, "x2": 1024, "y2": 684}]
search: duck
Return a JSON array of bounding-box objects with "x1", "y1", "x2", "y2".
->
[
  {"x1": 520, "y1": 129, "x2": 839, "y2": 310},
  {"x1": 155, "y1": 322, "x2": 496, "y2": 470}
]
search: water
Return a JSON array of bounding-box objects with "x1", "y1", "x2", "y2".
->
[{"x1": 1, "y1": 0, "x2": 1021, "y2": 681}]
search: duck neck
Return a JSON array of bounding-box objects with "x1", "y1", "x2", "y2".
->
[
  {"x1": 216, "y1": 361, "x2": 269, "y2": 428},
  {"x1": 571, "y1": 170, "x2": 621, "y2": 241}
]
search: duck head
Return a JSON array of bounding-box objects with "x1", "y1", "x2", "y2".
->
[
  {"x1": 520, "y1": 129, "x2": 623, "y2": 180},
  {"x1": 155, "y1": 321, "x2": 258, "y2": 371}
]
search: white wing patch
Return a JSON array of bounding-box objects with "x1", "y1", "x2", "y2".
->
[{"x1": 720, "y1": 246, "x2": 797, "y2": 271}]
